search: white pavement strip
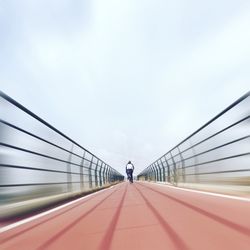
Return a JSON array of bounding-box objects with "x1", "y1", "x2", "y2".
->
[
  {"x1": 0, "y1": 185, "x2": 115, "y2": 234},
  {"x1": 152, "y1": 182, "x2": 250, "y2": 202}
]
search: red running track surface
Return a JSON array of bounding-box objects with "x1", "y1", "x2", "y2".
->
[{"x1": 0, "y1": 182, "x2": 250, "y2": 250}]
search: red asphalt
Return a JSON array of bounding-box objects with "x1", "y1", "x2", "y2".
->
[{"x1": 0, "y1": 182, "x2": 250, "y2": 250}]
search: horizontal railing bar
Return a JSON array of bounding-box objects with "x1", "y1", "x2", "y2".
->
[
  {"x1": 180, "y1": 168, "x2": 250, "y2": 176},
  {"x1": 178, "y1": 116, "x2": 250, "y2": 156},
  {"x1": 0, "y1": 181, "x2": 83, "y2": 187},
  {"x1": 145, "y1": 136, "x2": 250, "y2": 171},
  {"x1": 182, "y1": 152, "x2": 250, "y2": 169},
  {"x1": 0, "y1": 119, "x2": 86, "y2": 161},
  {"x1": 159, "y1": 116, "x2": 249, "y2": 162},
  {"x1": 0, "y1": 142, "x2": 92, "y2": 169},
  {"x1": 156, "y1": 152, "x2": 250, "y2": 172},
  {"x1": 0, "y1": 91, "x2": 123, "y2": 176},
  {"x1": 0, "y1": 92, "x2": 101, "y2": 162},
  {"x1": 142, "y1": 91, "x2": 250, "y2": 173},
  {"x1": 0, "y1": 164, "x2": 96, "y2": 176},
  {"x1": 175, "y1": 135, "x2": 250, "y2": 164}
]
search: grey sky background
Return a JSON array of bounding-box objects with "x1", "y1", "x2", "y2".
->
[{"x1": 0, "y1": 0, "x2": 250, "y2": 175}]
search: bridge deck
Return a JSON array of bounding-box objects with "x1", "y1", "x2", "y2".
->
[{"x1": 0, "y1": 182, "x2": 250, "y2": 250}]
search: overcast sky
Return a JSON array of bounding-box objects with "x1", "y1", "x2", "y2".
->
[{"x1": 0, "y1": 0, "x2": 250, "y2": 175}]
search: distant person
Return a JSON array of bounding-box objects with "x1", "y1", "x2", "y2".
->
[{"x1": 126, "y1": 161, "x2": 134, "y2": 183}]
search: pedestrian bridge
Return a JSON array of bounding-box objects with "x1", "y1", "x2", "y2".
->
[{"x1": 0, "y1": 91, "x2": 250, "y2": 250}]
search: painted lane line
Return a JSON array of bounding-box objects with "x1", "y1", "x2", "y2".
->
[
  {"x1": 133, "y1": 184, "x2": 188, "y2": 250},
  {"x1": 98, "y1": 184, "x2": 128, "y2": 250},
  {"x1": 0, "y1": 184, "x2": 118, "y2": 234},
  {"x1": 0, "y1": 195, "x2": 101, "y2": 245},
  {"x1": 37, "y1": 187, "x2": 120, "y2": 250}
]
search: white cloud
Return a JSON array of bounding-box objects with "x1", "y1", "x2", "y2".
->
[{"x1": 0, "y1": 0, "x2": 250, "y2": 175}]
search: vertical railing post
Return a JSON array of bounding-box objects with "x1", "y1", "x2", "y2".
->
[
  {"x1": 102, "y1": 164, "x2": 105, "y2": 185},
  {"x1": 159, "y1": 158, "x2": 166, "y2": 182},
  {"x1": 95, "y1": 159, "x2": 99, "y2": 188},
  {"x1": 153, "y1": 163, "x2": 159, "y2": 182},
  {"x1": 177, "y1": 146, "x2": 186, "y2": 183},
  {"x1": 155, "y1": 163, "x2": 160, "y2": 182},
  {"x1": 157, "y1": 160, "x2": 163, "y2": 182},
  {"x1": 105, "y1": 165, "x2": 108, "y2": 183},
  {"x1": 190, "y1": 140, "x2": 199, "y2": 183},
  {"x1": 109, "y1": 167, "x2": 112, "y2": 183},
  {"x1": 106, "y1": 166, "x2": 109, "y2": 183},
  {"x1": 108, "y1": 167, "x2": 111, "y2": 183},
  {"x1": 152, "y1": 163, "x2": 158, "y2": 182},
  {"x1": 80, "y1": 150, "x2": 86, "y2": 192},
  {"x1": 113, "y1": 171, "x2": 116, "y2": 182},
  {"x1": 111, "y1": 169, "x2": 114, "y2": 183},
  {"x1": 105, "y1": 165, "x2": 108, "y2": 184},
  {"x1": 99, "y1": 162, "x2": 103, "y2": 187},
  {"x1": 151, "y1": 165, "x2": 155, "y2": 181},
  {"x1": 164, "y1": 155, "x2": 170, "y2": 182},
  {"x1": 170, "y1": 151, "x2": 177, "y2": 185},
  {"x1": 148, "y1": 166, "x2": 152, "y2": 181},
  {"x1": 146, "y1": 167, "x2": 150, "y2": 181},
  {"x1": 110, "y1": 169, "x2": 113, "y2": 183},
  {"x1": 88, "y1": 156, "x2": 94, "y2": 189},
  {"x1": 151, "y1": 166, "x2": 154, "y2": 181},
  {"x1": 67, "y1": 144, "x2": 74, "y2": 192}
]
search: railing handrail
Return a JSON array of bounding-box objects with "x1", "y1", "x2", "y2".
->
[
  {"x1": 0, "y1": 90, "x2": 122, "y2": 176},
  {"x1": 141, "y1": 90, "x2": 250, "y2": 174}
]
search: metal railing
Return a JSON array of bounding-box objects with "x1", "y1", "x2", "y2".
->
[
  {"x1": 137, "y1": 91, "x2": 250, "y2": 187},
  {"x1": 0, "y1": 91, "x2": 123, "y2": 207}
]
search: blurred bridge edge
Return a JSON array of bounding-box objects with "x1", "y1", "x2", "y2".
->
[
  {"x1": 137, "y1": 91, "x2": 250, "y2": 196},
  {"x1": 0, "y1": 91, "x2": 124, "y2": 219}
]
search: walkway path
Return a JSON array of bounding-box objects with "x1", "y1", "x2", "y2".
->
[{"x1": 1, "y1": 182, "x2": 250, "y2": 250}]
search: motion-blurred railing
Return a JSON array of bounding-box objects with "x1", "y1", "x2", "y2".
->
[
  {"x1": 0, "y1": 91, "x2": 123, "y2": 217},
  {"x1": 137, "y1": 92, "x2": 250, "y2": 188}
]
